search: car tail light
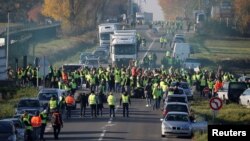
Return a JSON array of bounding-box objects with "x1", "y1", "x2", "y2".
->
[{"x1": 163, "y1": 109, "x2": 168, "y2": 117}]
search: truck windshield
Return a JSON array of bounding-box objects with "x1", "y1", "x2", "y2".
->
[
  {"x1": 100, "y1": 32, "x2": 112, "y2": 40},
  {"x1": 114, "y1": 45, "x2": 135, "y2": 55}
]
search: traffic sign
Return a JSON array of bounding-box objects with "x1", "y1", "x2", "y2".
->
[{"x1": 209, "y1": 97, "x2": 223, "y2": 111}]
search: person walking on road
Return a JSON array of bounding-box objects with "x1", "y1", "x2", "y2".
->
[
  {"x1": 40, "y1": 109, "x2": 48, "y2": 141},
  {"x1": 120, "y1": 92, "x2": 131, "y2": 117},
  {"x1": 107, "y1": 92, "x2": 116, "y2": 117},
  {"x1": 31, "y1": 111, "x2": 42, "y2": 140},
  {"x1": 88, "y1": 91, "x2": 97, "y2": 118},
  {"x1": 97, "y1": 92, "x2": 104, "y2": 117},
  {"x1": 51, "y1": 109, "x2": 63, "y2": 140},
  {"x1": 80, "y1": 93, "x2": 88, "y2": 117}
]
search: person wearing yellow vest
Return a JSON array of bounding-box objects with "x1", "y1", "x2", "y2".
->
[
  {"x1": 107, "y1": 92, "x2": 116, "y2": 117},
  {"x1": 31, "y1": 111, "x2": 42, "y2": 140},
  {"x1": 160, "y1": 36, "x2": 164, "y2": 48},
  {"x1": 88, "y1": 91, "x2": 97, "y2": 118},
  {"x1": 48, "y1": 95, "x2": 58, "y2": 114},
  {"x1": 21, "y1": 111, "x2": 33, "y2": 141},
  {"x1": 40, "y1": 109, "x2": 48, "y2": 141},
  {"x1": 120, "y1": 92, "x2": 131, "y2": 117}
]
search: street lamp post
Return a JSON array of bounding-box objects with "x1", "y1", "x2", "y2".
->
[{"x1": 6, "y1": 11, "x2": 10, "y2": 71}]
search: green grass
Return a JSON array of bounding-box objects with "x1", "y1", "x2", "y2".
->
[
  {"x1": 29, "y1": 31, "x2": 97, "y2": 67},
  {"x1": 0, "y1": 87, "x2": 38, "y2": 119}
]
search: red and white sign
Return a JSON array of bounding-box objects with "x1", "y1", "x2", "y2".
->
[
  {"x1": 203, "y1": 87, "x2": 210, "y2": 94},
  {"x1": 209, "y1": 97, "x2": 223, "y2": 110}
]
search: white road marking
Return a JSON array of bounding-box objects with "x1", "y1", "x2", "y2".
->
[{"x1": 98, "y1": 105, "x2": 119, "y2": 141}]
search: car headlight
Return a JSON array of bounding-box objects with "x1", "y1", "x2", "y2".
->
[{"x1": 182, "y1": 125, "x2": 191, "y2": 130}]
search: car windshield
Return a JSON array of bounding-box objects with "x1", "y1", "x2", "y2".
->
[
  {"x1": 85, "y1": 60, "x2": 99, "y2": 65},
  {"x1": 230, "y1": 83, "x2": 247, "y2": 90},
  {"x1": 167, "y1": 97, "x2": 186, "y2": 103},
  {"x1": 100, "y1": 32, "x2": 112, "y2": 40},
  {"x1": 38, "y1": 93, "x2": 58, "y2": 101},
  {"x1": 94, "y1": 51, "x2": 106, "y2": 56},
  {"x1": 180, "y1": 83, "x2": 189, "y2": 89},
  {"x1": 18, "y1": 100, "x2": 40, "y2": 107},
  {"x1": 166, "y1": 114, "x2": 189, "y2": 122},
  {"x1": 166, "y1": 104, "x2": 188, "y2": 113},
  {"x1": 114, "y1": 44, "x2": 135, "y2": 55}
]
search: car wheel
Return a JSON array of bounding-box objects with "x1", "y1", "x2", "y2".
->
[{"x1": 161, "y1": 134, "x2": 165, "y2": 137}]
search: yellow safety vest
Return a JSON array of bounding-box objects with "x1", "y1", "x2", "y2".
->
[
  {"x1": 107, "y1": 95, "x2": 115, "y2": 105},
  {"x1": 89, "y1": 94, "x2": 96, "y2": 105},
  {"x1": 49, "y1": 100, "x2": 57, "y2": 109},
  {"x1": 122, "y1": 95, "x2": 129, "y2": 103}
]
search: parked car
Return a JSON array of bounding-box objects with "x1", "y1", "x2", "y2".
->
[
  {"x1": 84, "y1": 55, "x2": 100, "y2": 68},
  {"x1": 79, "y1": 52, "x2": 92, "y2": 64},
  {"x1": 160, "y1": 112, "x2": 207, "y2": 138},
  {"x1": 162, "y1": 102, "x2": 190, "y2": 118},
  {"x1": 37, "y1": 88, "x2": 71, "y2": 109},
  {"x1": 239, "y1": 88, "x2": 250, "y2": 107},
  {"x1": 170, "y1": 82, "x2": 193, "y2": 100},
  {"x1": 0, "y1": 120, "x2": 17, "y2": 141},
  {"x1": 1, "y1": 118, "x2": 24, "y2": 141},
  {"x1": 217, "y1": 82, "x2": 248, "y2": 103},
  {"x1": 92, "y1": 47, "x2": 109, "y2": 63},
  {"x1": 15, "y1": 98, "x2": 42, "y2": 117},
  {"x1": 164, "y1": 95, "x2": 188, "y2": 105}
]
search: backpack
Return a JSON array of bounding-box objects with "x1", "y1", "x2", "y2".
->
[{"x1": 51, "y1": 113, "x2": 60, "y2": 125}]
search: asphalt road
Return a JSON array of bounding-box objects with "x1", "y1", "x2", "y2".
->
[{"x1": 42, "y1": 26, "x2": 192, "y2": 141}]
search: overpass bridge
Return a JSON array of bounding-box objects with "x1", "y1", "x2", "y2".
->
[{"x1": 0, "y1": 22, "x2": 60, "y2": 80}]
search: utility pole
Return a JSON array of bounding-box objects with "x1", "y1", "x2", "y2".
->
[{"x1": 6, "y1": 11, "x2": 10, "y2": 71}]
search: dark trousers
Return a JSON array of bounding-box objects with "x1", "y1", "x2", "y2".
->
[
  {"x1": 40, "y1": 124, "x2": 46, "y2": 140},
  {"x1": 109, "y1": 105, "x2": 115, "y2": 117},
  {"x1": 80, "y1": 104, "x2": 87, "y2": 116},
  {"x1": 97, "y1": 104, "x2": 103, "y2": 116},
  {"x1": 53, "y1": 125, "x2": 61, "y2": 139},
  {"x1": 24, "y1": 129, "x2": 33, "y2": 141},
  {"x1": 90, "y1": 104, "x2": 97, "y2": 117},
  {"x1": 122, "y1": 103, "x2": 129, "y2": 117}
]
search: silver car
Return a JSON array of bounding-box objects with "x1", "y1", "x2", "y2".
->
[
  {"x1": 161, "y1": 112, "x2": 207, "y2": 138},
  {"x1": 171, "y1": 82, "x2": 193, "y2": 100}
]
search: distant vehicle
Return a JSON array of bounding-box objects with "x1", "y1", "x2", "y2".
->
[
  {"x1": 84, "y1": 55, "x2": 100, "y2": 68},
  {"x1": 92, "y1": 48, "x2": 109, "y2": 63},
  {"x1": 164, "y1": 95, "x2": 188, "y2": 105},
  {"x1": 217, "y1": 82, "x2": 248, "y2": 103},
  {"x1": 162, "y1": 102, "x2": 190, "y2": 118},
  {"x1": 15, "y1": 98, "x2": 42, "y2": 117},
  {"x1": 160, "y1": 112, "x2": 207, "y2": 138},
  {"x1": 183, "y1": 59, "x2": 201, "y2": 69},
  {"x1": 79, "y1": 52, "x2": 92, "y2": 64},
  {"x1": 238, "y1": 76, "x2": 250, "y2": 82},
  {"x1": 0, "y1": 120, "x2": 17, "y2": 141},
  {"x1": 172, "y1": 43, "x2": 190, "y2": 61},
  {"x1": 110, "y1": 30, "x2": 138, "y2": 67},
  {"x1": 170, "y1": 82, "x2": 193, "y2": 100},
  {"x1": 61, "y1": 64, "x2": 84, "y2": 73},
  {"x1": 37, "y1": 88, "x2": 70, "y2": 108},
  {"x1": 136, "y1": 12, "x2": 145, "y2": 25},
  {"x1": 98, "y1": 23, "x2": 122, "y2": 47},
  {"x1": 1, "y1": 118, "x2": 25, "y2": 141},
  {"x1": 239, "y1": 88, "x2": 250, "y2": 107}
]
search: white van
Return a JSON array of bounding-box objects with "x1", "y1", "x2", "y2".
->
[{"x1": 172, "y1": 43, "x2": 190, "y2": 61}]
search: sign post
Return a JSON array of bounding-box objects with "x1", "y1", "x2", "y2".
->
[{"x1": 209, "y1": 97, "x2": 223, "y2": 122}]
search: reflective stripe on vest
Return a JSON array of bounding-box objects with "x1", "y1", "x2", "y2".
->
[{"x1": 122, "y1": 95, "x2": 129, "y2": 103}]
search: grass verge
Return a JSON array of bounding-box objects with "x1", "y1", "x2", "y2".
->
[{"x1": 0, "y1": 87, "x2": 38, "y2": 119}]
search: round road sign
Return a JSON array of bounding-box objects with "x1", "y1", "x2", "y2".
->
[{"x1": 209, "y1": 97, "x2": 223, "y2": 110}]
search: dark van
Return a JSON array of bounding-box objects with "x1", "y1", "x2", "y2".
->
[{"x1": 218, "y1": 82, "x2": 248, "y2": 103}]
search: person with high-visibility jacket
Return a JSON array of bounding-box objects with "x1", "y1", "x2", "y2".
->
[
  {"x1": 120, "y1": 92, "x2": 131, "y2": 117},
  {"x1": 160, "y1": 36, "x2": 164, "y2": 48},
  {"x1": 65, "y1": 93, "x2": 75, "y2": 118},
  {"x1": 107, "y1": 92, "x2": 116, "y2": 117},
  {"x1": 40, "y1": 109, "x2": 48, "y2": 141},
  {"x1": 31, "y1": 111, "x2": 42, "y2": 140},
  {"x1": 21, "y1": 111, "x2": 33, "y2": 141},
  {"x1": 48, "y1": 95, "x2": 58, "y2": 113},
  {"x1": 88, "y1": 91, "x2": 97, "y2": 118}
]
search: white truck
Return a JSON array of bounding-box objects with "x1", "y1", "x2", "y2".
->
[
  {"x1": 110, "y1": 30, "x2": 137, "y2": 67},
  {"x1": 172, "y1": 43, "x2": 190, "y2": 61},
  {"x1": 98, "y1": 23, "x2": 121, "y2": 47}
]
